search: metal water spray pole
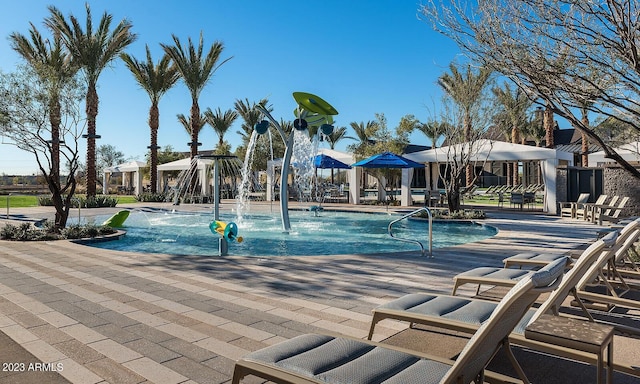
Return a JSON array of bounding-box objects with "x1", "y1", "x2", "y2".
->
[
  {"x1": 6, "y1": 193, "x2": 10, "y2": 219},
  {"x1": 213, "y1": 158, "x2": 220, "y2": 221},
  {"x1": 256, "y1": 105, "x2": 293, "y2": 232}
]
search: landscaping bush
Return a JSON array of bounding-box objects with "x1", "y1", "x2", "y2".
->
[
  {"x1": 135, "y1": 192, "x2": 167, "y2": 202},
  {"x1": 0, "y1": 221, "x2": 116, "y2": 241},
  {"x1": 38, "y1": 195, "x2": 119, "y2": 208},
  {"x1": 416, "y1": 209, "x2": 486, "y2": 220}
]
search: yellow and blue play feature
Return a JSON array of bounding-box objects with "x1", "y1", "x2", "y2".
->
[
  {"x1": 102, "y1": 210, "x2": 130, "y2": 228},
  {"x1": 293, "y1": 92, "x2": 339, "y2": 116},
  {"x1": 209, "y1": 221, "x2": 243, "y2": 243}
]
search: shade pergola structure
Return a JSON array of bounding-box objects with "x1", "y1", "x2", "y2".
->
[
  {"x1": 157, "y1": 157, "x2": 214, "y2": 196},
  {"x1": 103, "y1": 160, "x2": 147, "y2": 195},
  {"x1": 403, "y1": 139, "x2": 574, "y2": 213},
  {"x1": 351, "y1": 151, "x2": 424, "y2": 203},
  {"x1": 265, "y1": 148, "x2": 356, "y2": 202},
  {"x1": 589, "y1": 141, "x2": 640, "y2": 166}
]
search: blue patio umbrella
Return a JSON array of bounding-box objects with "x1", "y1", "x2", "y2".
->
[
  {"x1": 351, "y1": 151, "x2": 424, "y2": 169},
  {"x1": 314, "y1": 154, "x2": 351, "y2": 169},
  {"x1": 351, "y1": 152, "x2": 424, "y2": 201}
]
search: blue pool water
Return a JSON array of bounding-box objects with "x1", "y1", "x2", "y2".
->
[{"x1": 89, "y1": 210, "x2": 497, "y2": 257}]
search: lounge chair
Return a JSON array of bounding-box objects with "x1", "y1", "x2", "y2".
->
[
  {"x1": 451, "y1": 225, "x2": 635, "y2": 301},
  {"x1": 559, "y1": 193, "x2": 590, "y2": 218},
  {"x1": 593, "y1": 196, "x2": 630, "y2": 225},
  {"x1": 367, "y1": 236, "x2": 640, "y2": 378},
  {"x1": 578, "y1": 194, "x2": 609, "y2": 221},
  {"x1": 232, "y1": 259, "x2": 567, "y2": 384},
  {"x1": 575, "y1": 224, "x2": 640, "y2": 314}
]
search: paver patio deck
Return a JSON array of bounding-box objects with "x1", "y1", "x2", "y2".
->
[{"x1": 1, "y1": 202, "x2": 639, "y2": 383}]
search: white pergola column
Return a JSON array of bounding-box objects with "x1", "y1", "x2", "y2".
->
[
  {"x1": 401, "y1": 168, "x2": 413, "y2": 206},
  {"x1": 349, "y1": 167, "x2": 360, "y2": 205},
  {"x1": 542, "y1": 158, "x2": 558, "y2": 214},
  {"x1": 134, "y1": 170, "x2": 143, "y2": 196}
]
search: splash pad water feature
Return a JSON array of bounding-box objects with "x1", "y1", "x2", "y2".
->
[{"x1": 253, "y1": 92, "x2": 339, "y2": 232}]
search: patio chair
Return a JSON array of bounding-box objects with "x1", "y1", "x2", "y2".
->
[
  {"x1": 367, "y1": 237, "x2": 640, "y2": 378},
  {"x1": 582, "y1": 195, "x2": 613, "y2": 222},
  {"x1": 232, "y1": 258, "x2": 567, "y2": 384},
  {"x1": 509, "y1": 192, "x2": 524, "y2": 210},
  {"x1": 502, "y1": 218, "x2": 639, "y2": 269},
  {"x1": 575, "y1": 224, "x2": 640, "y2": 313},
  {"x1": 451, "y1": 227, "x2": 630, "y2": 297},
  {"x1": 559, "y1": 193, "x2": 590, "y2": 218},
  {"x1": 593, "y1": 196, "x2": 630, "y2": 225}
]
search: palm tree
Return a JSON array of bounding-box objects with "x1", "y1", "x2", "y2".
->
[
  {"x1": 416, "y1": 121, "x2": 446, "y2": 149},
  {"x1": 348, "y1": 120, "x2": 377, "y2": 152},
  {"x1": 177, "y1": 113, "x2": 206, "y2": 139},
  {"x1": 326, "y1": 126, "x2": 352, "y2": 150},
  {"x1": 46, "y1": 4, "x2": 136, "y2": 197},
  {"x1": 438, "y1": 63, "x2": 492, "y2": 185},
  {"x1": 121, "y1": 46, "x2": 179, "y2": 193},
  {"x1": 234, "y1": 98, "x2": 269, "y2": 142},
  {"x1": 493, "y1": 82, "x2": 532, "y2": 186},
  {"x1": 161, "y1": 32, "x2": 231, "y2": 159},
  {"x1": 205, "y1": 107, "x2": 238, "y2": 154},
  {"x1": 9, "y1": 23, "x2": 78, "y2": 229},
  {"x1": 415, "y1": 121, "x2": 446, "y2": 190}
]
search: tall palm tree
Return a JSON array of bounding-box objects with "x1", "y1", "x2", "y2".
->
[
  {"x1": 46, "y1": 4, "x2": 136, "y2": 197},
  {"x1": 416, "y1": 121, "x2": 446, "y2": 149},
  {"x1": 349, "y1": 120, "x2": 377, "y2": 151},
  {"x1": 415, "y1": 121, "x2": 446, "y2": 190},
  {"x1": 177, "y1": 113, "x2": 206, "y2": 139},
  {"x1": 234, "y1": 98, "x2": 269, "y2": 142},
  {"x1": 205, "y1": 107, "x2": 237, "y2": 154},
  {"x1": 493, "y1": 82, "x2": 532, "y2": 185},
  {"x1": 326, "y1": 126, "x2": 352, "y2": 150},
  {"x1": 121, "y1": 46, "x2": 179, "y2": 193},
  {"x1": 9, "y1": 23, "x2": 78, "y2": 229},
  {"x1": 438, "y1": 63, "x2": 492, "y2": 185},
  {"x1": 161, "y1": 32, "x2": 231, "y2": 159}
]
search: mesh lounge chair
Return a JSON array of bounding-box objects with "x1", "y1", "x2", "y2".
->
[
  {"x1": 500, "y1": 218, "x2": 638, "y2": 269},
  {"x1": 575, "y1": 224, "x2": 640, "y2": 314},
  {"x1": 368, "y1": 237, "x2": 640, "y2": 378},
  {"x1": 452, "y1": 230, "x2": 625, "y2": 296},
  {"x1": 232, "y1": 259, "x2": 566, "y2": 384},
  {"x1": 559, "y1": 193, "x2": 590, "y2": 218}
]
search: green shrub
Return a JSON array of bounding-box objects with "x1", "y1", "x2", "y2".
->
[
  {"x1": 1, "y1": 221, "x2": 115, "y2": 241},
  {"x1": 38, "y1": 195, "x2": 119, "y2": 208},
  {"x1": 135, "y1": 192, "x2": 167, "y2": 202},
  {"x1": 416, "y1": 209, "x2": 486, "y2": 220}
]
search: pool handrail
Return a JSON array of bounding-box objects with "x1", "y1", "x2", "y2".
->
[{"x1": 388, "y1": 207, "x2": 433, "y2": 257}]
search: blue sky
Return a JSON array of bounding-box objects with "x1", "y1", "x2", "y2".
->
[{"x1": 0, "y1": 0, "x2": 461, "y2": 175}]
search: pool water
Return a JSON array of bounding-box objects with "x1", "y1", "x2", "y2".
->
[{"x1": 89, "y1": 210, "x2": 497, "y2": 257}]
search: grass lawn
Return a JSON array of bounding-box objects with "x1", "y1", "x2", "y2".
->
[
  {"x1": 0, "y1": 194, "x2": 138, "y2": 209},
  {"x1": 0, "y1": 195, "x2": 41, "y2": 208}
]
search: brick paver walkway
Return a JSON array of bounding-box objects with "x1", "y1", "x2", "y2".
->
[{"x1": 0, "y1": 203, "x2": 637, "y2": 383}]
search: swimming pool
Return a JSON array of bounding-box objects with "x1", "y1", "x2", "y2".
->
[{"x1": 89, "y1": 210, "x2": 497, "y2": 257}]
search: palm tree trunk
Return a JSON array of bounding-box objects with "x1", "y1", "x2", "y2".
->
[
  {"x1": 464, "y1": 116, "x2": 473, "y2": 186},
  {"x1": 190, "y1": 101, "x2": 200, "y2": 158},
  {"x1": 150, "y1": 103, "x2": 159, "y2": 193},
  {"x1": 581, "y1": 114, "x2": 589, "y2": 167},
  {"x1": 49, "y1": 95, "x2": 64, "y2": 228},
  {"x1": 85, "y1": 85, "x2": 99, "y2": 197},
  {"x1": 544, "y1": 104, "x2": 554, "y2": 148}
]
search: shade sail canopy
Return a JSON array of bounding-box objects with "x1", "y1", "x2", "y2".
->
[
  {"x1": 352, "y1": 151, "x2": 425, "y2": 168},
  {"x1": 104, "y1": 160, "x2": 146, "y2": 173},
  {"x1": 314, "y1": 154, "x2": 351, "y2": 169},
  {"x1": 588, "y1": 141, "x2": 640, "y2": 165},
  {"x1": 405, "y1": 139, "x2": 573, "y2": 163}
]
